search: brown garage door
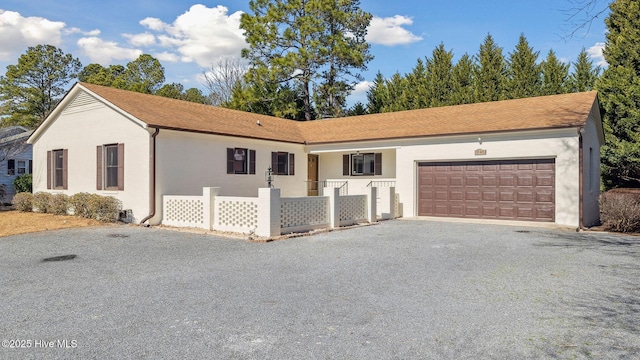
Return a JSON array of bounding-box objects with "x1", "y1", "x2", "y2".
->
[{"x1": 418, "y1": 159, "x2": 555, "y2": 222}]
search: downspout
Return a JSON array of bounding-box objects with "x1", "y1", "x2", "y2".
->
[
  {"x1": 578, "y1": 127, "x2": 584, "y2": 231},
  {"x1": 140, "y1": 128, "x2": 160, "y2": 225}
]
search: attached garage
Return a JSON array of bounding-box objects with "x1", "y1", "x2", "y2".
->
[{"x1": 418, "y1": 159, "x2": 555, "y2": 222}]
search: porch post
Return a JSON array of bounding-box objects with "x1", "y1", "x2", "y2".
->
[
  {"x1": 257, "y1": 187, "x2": 281, "y2": 237},
  {"x1": 368, "y1": 186, "x2": 377, "y2": 223},
  {"x1": 202, "y1": 187, "x2": 220, "y2": 230},
  {"x1": 326, "y1": 187, "x2": 340, "y2": 228}
]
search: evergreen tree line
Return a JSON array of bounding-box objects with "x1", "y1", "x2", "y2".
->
[{"x1": 365, "y1": 34, "x2": 601, "y2": 114}]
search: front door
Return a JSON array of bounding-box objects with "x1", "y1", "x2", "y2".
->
[{"x1": 308, "y1": 154, "x2": 319, "y2": 196}]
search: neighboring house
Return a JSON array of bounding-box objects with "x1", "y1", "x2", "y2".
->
[
  {"x1": 28, "y1": 82, "x2": 604, "y2": 228},
  {"x1": 0, "y1": 126, "x2": 33, "y2": 203}
]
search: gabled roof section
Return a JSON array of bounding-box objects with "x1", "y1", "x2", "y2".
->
[
  {"x1": 79, "y1": 82, "x2": 307, "y2": 144},
  {"x1": 29, "y1": 82, "x2": 599, "y2": 146},
  {"x1": 299, "y1": 91, "x2": 599, "y2": 144}
]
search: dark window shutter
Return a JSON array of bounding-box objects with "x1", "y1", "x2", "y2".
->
[
  {"x1": 62, "y1": 149, "x2": 68, "y2": 190},
  {"x1": 227, "y1": 148, "x2": 234, "y2": 174},
  {"x1": 46, "y1": 151, "x2": 51, "y2": 189},
  {"x1": 374, "y1": 153, "x2": 382, "y2": 175},
  {"x1": 28, "y1": 160, "x2": 32, "y2": 174},
  {"x1": 343, "y1": 155, "x2": 349, "y2": 176},
  {"x1": 96, "y1": 146, "x2": 103, "y2": 190},
  {"x1": 7, "y1": 159, "x2": 15, "y2": 175},
  {"x1": 117, "y1": 143, "x2": 124, "y2": 190},
  {"x1": 271, "y1": 152, "x2": 278, "y2": 173},
  {"x1": 289, "y1": 153, "x2": 295, "y2": 175},
  {"x1": 249, "y1": 149, "x2": 256, "y2": 174}
]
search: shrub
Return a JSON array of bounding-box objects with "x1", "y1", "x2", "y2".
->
[
  {"x1": 33, "y1": 192, "x2": 53, "y2": 213},
  {"x1": 12, "y1": 192, "x2": 34, "y2": 212},
  {"x1": 69, "y1": 192, "x2": 93, "y2": 218},
  {"x1": 599, "y1": 191, "x2": 640, "y2": 233},
  {"x1": 13, "y1": 174, "x2": 32, "y2": 193},
  {"x1": 87, "y1": 195, "x2": 122, "y2": 222},
  {"x1": 50, "y1": 193, "x2": 70, "y2": 215}
]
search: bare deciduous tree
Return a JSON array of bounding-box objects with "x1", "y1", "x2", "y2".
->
[
  {"x1": 201, "y1": 58, "x2": 247, "y2": 106},
  {"x1": 560, "y1": 0, "x2": 610, "y2": 40}
]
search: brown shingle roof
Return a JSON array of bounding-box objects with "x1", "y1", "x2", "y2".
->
[
  {"x1": 80, "y1": 82, "x2": 307, "y2": 143},
  {"x1": 299, "y1": 91, "x2": 599, "y2": 143},
  {"x1": 80, "y1": 82, "x2": 597, "y2": 145}
]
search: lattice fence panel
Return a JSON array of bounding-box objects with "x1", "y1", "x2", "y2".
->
[
  {"x1": 339, "y1": 195, "x2": 367, "y2": 223},
  {"x1": 216, "y1": 198, "x2": 259, "y2": 232},
  {"x1": 163, "y1": 196, "x2": 204, "y2": 228},
  {"x1": 281, "y1": 197, "x2": 329, "y2": 230}
]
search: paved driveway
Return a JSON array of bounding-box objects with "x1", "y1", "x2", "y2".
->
[{"x1": 0, "y1": 220, "x2": 638, "y2": 359}]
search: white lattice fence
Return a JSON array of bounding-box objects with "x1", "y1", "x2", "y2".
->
[
  {"x1": 163, "y1": 196, "x2": 205, "y2": 228},
  {"x1": 339, "y1": 195, "x2": 368, "y2": 226},
  {"x1": 214, "y1": 197, "x2": 259, "y2": 233},
  {"x1": 281, "y1": 196, "x2": 329, "y2": 233}
]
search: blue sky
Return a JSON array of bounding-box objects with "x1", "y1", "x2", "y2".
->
[{"x1": 0, "y1": 0, "x2": 608, "y2": 105}]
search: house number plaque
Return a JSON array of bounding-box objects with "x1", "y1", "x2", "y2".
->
[{"x1": 475, "y1": 149, "x2": 487, "y2": 156}]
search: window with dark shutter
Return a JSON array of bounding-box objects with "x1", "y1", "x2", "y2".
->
[
  {"x1": 98, "y1": 143, "x2": 124, "y2": 190},
  {"x1": 7, "y1": 159, "x2": 15, "y2": 175},
  {"x1": 227, "y1": 147, "x2": 253, "y2": 175},
  {"x1": 96, "y1": 146, "x2": 103, "y2": 190},
  {"x1": 289, "y1": 153, "x2": 295, "y2": 176},
  {"x1": 343, "y1": 155, "x2": 349, "y2": 176},
  {"x1": 272, "y1": 151, "x2": 295, "y2": 175},
  {"x1": 249, "y1": 150, "x2": 256, "y2": 174},
  {"x1": 349, "y1": 152, "x2": 382, "y2": 176},
  {"x1": 374, "y1": 153, "x2": 382, "y2": 175}
]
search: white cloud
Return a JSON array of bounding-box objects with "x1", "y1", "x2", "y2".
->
[
  {"x1": 124, "y1": 32, "x2": 156, "y2": 47},
  {"x1": 366, "y1": 15, "x2": 423, "y2": 46},
  {"x1": 138, "y1": 4, "x2": 246, "y2": 67},
  {"x1": 0, "y1": 9, "x2": 66, "y2": 60},
  {"x1": 587, "y1": 42, "x2": 607, "y2": 67},
  {"x1": 353, "y1": 80, "x2": 374, "y2": 95},
  {"x1": 76, "y1": 37, "x2": 142, "y2": 65},
  {"x1": 155, "y1": 51, "x2": 179, "y2": 63}
]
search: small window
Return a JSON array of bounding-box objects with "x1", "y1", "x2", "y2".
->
[
  {"x1": 272, "y1": 152, "x2": 295, "y2": 175},
  {"x1": 47, "y1": 149, "x2": 67, "y2": 189},
  {"x1": 97, "y1": 144, "x2": 124, "y2": 190},
  {"x1": 105, "y1": 144, "x2": 119, "y2": 189},
  {"x1": 17, "y1": 160, "x2": 27, "y2": 175},
  {"x1": 52, "y1": 150, "x2": 65, "y2": 189},
  {"x1": 343, "y1": 153, "x2": 382, "y2": 176},
  {"x1": 227, "y1": 148, "x2": 256, "y2": 175}
]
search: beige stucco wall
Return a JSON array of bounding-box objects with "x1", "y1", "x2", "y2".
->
[
  {"x1": 151, "y1": 130, "x2": 307, "y2": 224},
  {"x1": 31, "y1": 95, "x2": 151, "y2": 222}
]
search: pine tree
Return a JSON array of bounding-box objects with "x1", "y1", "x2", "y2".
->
[
  {"x1": 597, "y1": 0, "x2": 640, "y2": 188},
  {"x1": 505, "y1": 34, "x2": 541, "y2": 99},
  {"x1": 451, "y1": 54, "x2": 476, "y2": 105},
  {"x1": 240, "y1": 0, "x2": 372, "y2": 120},
  {"x1": 425, "y1": 43, "x2": 454, "y2": 107},
  {"x1": 540, "y1": 50, "x2": 570, "y2": 95},
  {"x1": 474, "y1": 34, "x2": 506, "y2": 102},
  {"x1": 366, "y1": 72, "x2": 388, "y2": 114},
  {"x1": 404, "y1": 58, "x2": 429, "y2": 110},
  {"x1": 568, "y1": 48, "x2": 600, "y2": 92}
]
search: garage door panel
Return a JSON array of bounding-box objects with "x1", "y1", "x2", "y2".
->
[
  {"x1": 499, "y1": 207, "x2": 515, "y2": 218},
  {"x1": 418, "y1": 159, "x2": 555, "y2": 222},
  {"x1": 499, "y1": 191, "x2": 515, "y2": 201},
  {"x1": 517, "y1": 176, "x2": 533, "y2": 187},
  {"x1": 535, "y1": 175, "x2": 554, "y2": 187}
]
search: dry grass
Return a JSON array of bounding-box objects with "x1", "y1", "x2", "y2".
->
[{"x1": 0, "y1": 210, "x2": 106, "y2": 237}]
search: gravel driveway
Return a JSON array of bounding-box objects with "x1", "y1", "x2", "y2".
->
[{"x1": 0, "y1": 220, "x2": 638, "y2": 359}]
